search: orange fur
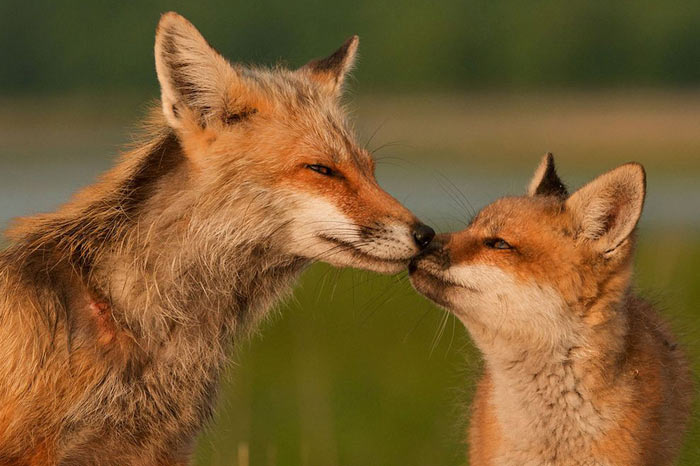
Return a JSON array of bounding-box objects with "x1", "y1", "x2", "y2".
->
[
  {"x1": 0, "y1": 12, "x2": 432, "y2": 465},
  {"x1": 410, "y1": 155, "x2": 692, "y2": 465}
]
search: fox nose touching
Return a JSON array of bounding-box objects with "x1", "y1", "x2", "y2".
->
[
  {"x1": 408, "y1": 233, "x2": 447, "y2": 274},
  {"x1": 412, "y1": 223, "x2": 435, "y2": 249}
]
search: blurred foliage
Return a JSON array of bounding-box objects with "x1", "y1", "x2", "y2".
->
[{"x1": 2, "y1": 0, "x2": 700, "y2": 94}]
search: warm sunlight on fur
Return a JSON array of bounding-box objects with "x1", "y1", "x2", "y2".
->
[
  {"x1": 0, "y1": 12, "x2": 433, "y2": 465},
  {"x1": 409, "y1": 154, "x2": 692, "y2": 466}
]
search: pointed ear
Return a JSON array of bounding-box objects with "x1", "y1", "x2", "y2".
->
[
  {"x1": 154, "y1": 12, "x2": 244, "y2": 130},
  {"x1": 527, "y1": 153, "x2": 568, "y2": 198},
  {"x1": 565, "y1": 163, "x2": 646, "y2": 256},
  {"x1": 301, "y1": 35, "x2": 359, "y2": 96}
]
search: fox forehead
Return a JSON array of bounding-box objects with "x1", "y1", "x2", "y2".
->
[
  {"x1": 469, "y1": 196, "x2": 569, "y2": 237},
  {"x1": 300, "y1": 111, "x2": 372, "y2": 168},
  {"x1": 232, "y1": 68, "x2": 373, "y2": 169}
]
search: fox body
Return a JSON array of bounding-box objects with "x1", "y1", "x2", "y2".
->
[
  {"x1": 410, "y1": 155, "x2": 691, "y2": 466},
  {"x1": 0, "y1": 13, "x2": 433, "y2": 465}
]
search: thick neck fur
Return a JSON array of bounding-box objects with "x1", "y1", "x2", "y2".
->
[
  {"x1": 4, "y1": 121, "x2": 307, "y2": 361},
  {"x1": 467, "y1": 281, "x2": 635, "y2": 464},
  {"x1": 0, "y1": 123, "x2": 309, "y2": 457}
]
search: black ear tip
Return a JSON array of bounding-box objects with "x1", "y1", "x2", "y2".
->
[
  {"x1": 533, "y1": 152, "x2": 568, "y2": 198},
  {"x1": 337, "y1": 35, "x2": 359, "y2": 59},
  {"x1": 544, "y1": 154, "x2": 556, "y2": 175},
  {"x1": 307, "y1": 39, "x2": 353, "y2": 75},
  {"x1": 540, "y1": 152, "x2": 556, "y2": 172}
]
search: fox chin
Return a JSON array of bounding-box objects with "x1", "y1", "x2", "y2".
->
[{"x1": 0, "y1": 12, "x2": 434, "y2": 465}]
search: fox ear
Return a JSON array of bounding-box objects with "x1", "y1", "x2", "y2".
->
[
  {"x1": 154, "y1": 12, "x2": 244, "y2": 130},
  {"x1": 528, "y1": 153, "x2": 568, "y2": 198},
  {"x1": 301, "y1": 35, "x2": 359, "y2": 96},
  {"x1": 565, "y1": 163, "x2": 646, "y2": 256}
]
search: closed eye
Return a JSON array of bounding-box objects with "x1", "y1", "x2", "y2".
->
[
  {"x1": 306, "y1": 164, "x2": 335, "y2": 176},
  {"x1": 484, "y1": 237, "x2": 513, "y2": 250}
]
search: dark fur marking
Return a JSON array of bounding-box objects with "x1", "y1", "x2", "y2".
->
[
  {"x1": 161, "y1": 34, "x2": 199, "y2": 102},
  {"x1": 419, "y1": 241, "x2": 451, "y2": 270},
  {"x1": 294, "y1": 85, "x2": 314, "y2": 107},
  {"x1": 118, "y1": 132, "x2": 185, "y2": 217},
  {"x1": 535, "y1": 153, "x2": 568, "y2": 198},
  {"x1": 161, "y1": 33, "x2": 213, "y2": 127},
  {"x1": 6, "y1": 132, "x2": 185, "y2": 340},
  {"x1": 224, "y1": 108, "x2": 257, "y2": 125},
  {"x1": 307, "y1": 36, "x2": 355, "y2": 75},
  {"x1": 433, "y1": 248, "x2": 452, "y2": 270}
]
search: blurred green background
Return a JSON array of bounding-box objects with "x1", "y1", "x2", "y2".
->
[{"x1": 1, "y1": 1, "x2": 699, "y2": 465}]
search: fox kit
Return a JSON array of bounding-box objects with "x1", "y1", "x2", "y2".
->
[
  {"x1": 0, "y1": 12, "x2": 434, "y2": 465},
  {"x1": 410, "y1": 155, "x2": 691, "y2": 466}
]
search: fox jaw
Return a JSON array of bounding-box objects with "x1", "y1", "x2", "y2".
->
[
  {"x1": 410, "y1": 154, "x2": 646, "y2": 353},
  {"x1": 155, "y1": 13, "x2": 433, "y2": 274}
]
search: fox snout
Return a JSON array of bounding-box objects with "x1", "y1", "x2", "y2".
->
[
  {"x1": 285, "y1": 190, "x2": 435, "y2": 274},
  {"x1": 411, "y1": 223, "x2": 435, "y2": 249},
  {"x1": 408, "y1": 233, "x2": 450, "y2": 274}
]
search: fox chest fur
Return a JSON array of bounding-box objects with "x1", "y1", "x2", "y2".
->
[
  {"x1": 469, "y1": 307, "x2": 690, "y2": 466},
  {"x1": 0, "y1": 239, "x2": 306, "y2": 465},
  {"x1": 472, "y1": 357, "x2": 620, "y2": 466}
]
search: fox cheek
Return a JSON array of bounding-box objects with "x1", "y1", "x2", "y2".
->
[{"x1": 447, "y1": 264, "x2": 571, "y2": 341}]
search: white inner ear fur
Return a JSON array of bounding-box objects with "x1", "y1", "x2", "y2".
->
[
  {"x1": 154, "y1": 13, "x2": 240, "y2": 130},
  {"x1": 565, "y1": 163, "x2": 645, "y2": 255},
  {"x1": 527, "y1": 153, "x2": 551, "y2": 196}
]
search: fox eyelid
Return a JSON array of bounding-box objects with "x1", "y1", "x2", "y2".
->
[
  {"x1": 306, "y1": 164, "x2": 337, "y2": 177},
  {"x1": 484, "y1": 237, "x2": 513, "y2": 250}
]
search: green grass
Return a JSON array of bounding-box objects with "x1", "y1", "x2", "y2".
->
[
  {"x1": 194, "y1": 265, "x2": 474, "y2": 466},
  {"x1": 194, "y1": 230, "x2": 700, "y2": 466}
]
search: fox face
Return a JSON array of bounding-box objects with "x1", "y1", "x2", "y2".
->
[
  {"x1": 154, "y1": 13, "x2": 433, "y2": 274},
  {"x1": 409, "y1": 154, "x2": 646, "y2": 348}
]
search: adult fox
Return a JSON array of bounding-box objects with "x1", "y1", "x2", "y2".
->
[
  {"x1": 410, "y1": 155, "x2": 691, "y2": 466},
  {"x1": 0, "y1": 12, "x2": 434, "y2": 465}
]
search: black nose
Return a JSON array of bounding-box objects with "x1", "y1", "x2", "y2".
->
[{"x1": 412, "y1": 223, "x2": 435, "y2": 249}]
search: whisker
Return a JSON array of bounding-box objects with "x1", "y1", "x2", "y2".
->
[
  {"x1": 364, "y1": 119, "x2": 388, "y2": 152},
  {"x1": 436, "y1": 171, "x2": 476, "y2": 219},
  {"x1": 429, "y1": 309, "x2": 451, "y2": 359}
]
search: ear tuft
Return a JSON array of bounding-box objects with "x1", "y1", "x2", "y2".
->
[
  {"x1": 154, "y1": 12, "x2": 240, "y2": 129},
  {"x1": 565, "y1": 163, "x2": 646, "y2": 256},
  {"x1": 301, "y1": 35, "x2": 359, "y2": 96},
  {"x1": 527, "y1": 153, "x2": 568, "y2": 198}
]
